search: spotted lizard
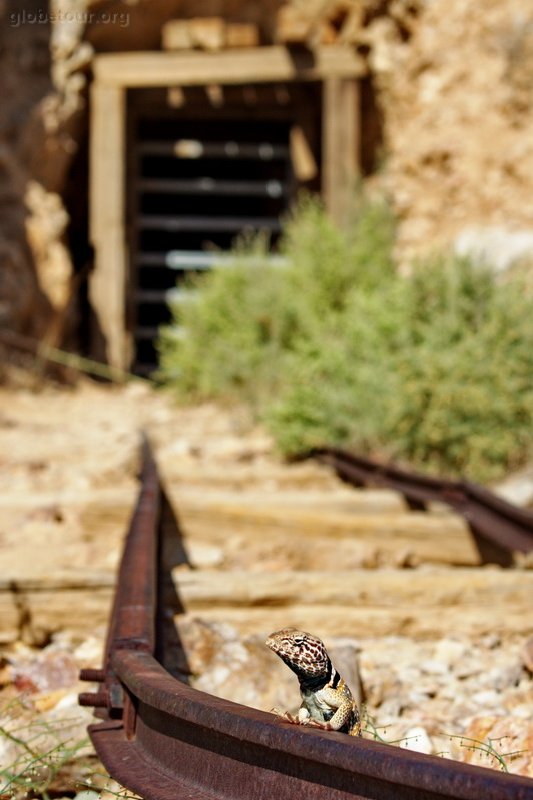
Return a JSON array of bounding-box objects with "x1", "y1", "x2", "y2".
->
[{"x1": 265, "y1": 627, "x2": 362, "y2": 736}]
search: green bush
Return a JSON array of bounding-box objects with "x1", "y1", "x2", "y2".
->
[
  {"x1": 157, "y1": 238, "x2": 294, "y2": 408},
  {"x1": 387, "y1": 259, "x2": 533, "y2": 478},
  {"x1": 158, "y1": 196, "x2": 395, "y2": 405},
  {"x1": 265, "y1": 285, "x2": 402, "y2": 454},
  {"x1": 158, "y1": 196, "x2": 533, "y2": 482}
]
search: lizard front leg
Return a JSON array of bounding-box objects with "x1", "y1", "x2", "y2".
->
[
  {"x1": 270, "y1": 707, "x2": 300, "y2": 724},
  {"x1": 317, "y1": 688, "x2": 357, "y2": 733},
  {"x1": 301, "y1": 718, "x2": 334, "y2": 730},
  {"x1": 270, "y1": 706, "x2": 320, "y2": 726}
]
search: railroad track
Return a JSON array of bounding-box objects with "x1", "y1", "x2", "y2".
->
[
  {"x1": 309, "y1": 447, "x2": 533, "y2": 565},
  {"x1": 79, "y1": 439, "x2": 533, "y2": 800}
]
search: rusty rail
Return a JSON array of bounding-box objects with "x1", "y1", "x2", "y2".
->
[
  {"x1": 80, "y1": 440, "x2": 533, "y2": 800},
  {"x1": 309, "y1": 447, "x2": 533, "y2": 564}
]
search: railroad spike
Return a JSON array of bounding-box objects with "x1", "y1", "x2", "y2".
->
[
  {"x1": 78, "y1": 691, "x2": 109, "y2": 708},
  {"x1": 79, "y1": 668, "x2": 105, "y2": 682}
]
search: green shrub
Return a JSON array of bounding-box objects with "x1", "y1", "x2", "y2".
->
[
  {"x1": 158, "y1": 197, "x2": 394, "y2": 403},
  {"x1": 265, "y1": 287, "x2": 402, "y2": 455},
  {"x1": 387, "y1": 259, "x2": 533, "y2": 478},
  {"x1": 158, "y1": 238, "x2": 296, "y2": 408},
  {"x1": 158, "y1": 196, "x2": 533, "y2": 482}
]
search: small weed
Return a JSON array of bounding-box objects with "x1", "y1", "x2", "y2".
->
[
  {"x1": 0, "y1": 698, "x2": 139, "y2": 800},
  {"x1": 0, "y1": 699, "x2": 90, "y2": 800},
  {"x1": 445, "y1": 733, "x2": 527, "y2": 773},
  {"x1": 362, "y1": 709, "x2": 527, "y2": 773},
  {"x1": 362, "y1": 716, "x2": 407, "y2": 746},
  {"x1": 77, "y1": 772, "x2": 140, "y2": 800}
]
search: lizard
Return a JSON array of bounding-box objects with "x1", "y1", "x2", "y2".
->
[{"x1": 265, "y1": 627, "x2": 362, "y2": 737}]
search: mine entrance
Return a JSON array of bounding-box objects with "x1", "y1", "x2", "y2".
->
[
  {"x1": 89, "y1": 48, "x2": 363, "y2": 372},
  {"x1": 127, "y1": 84, "x2": 321, "y2": 376}
]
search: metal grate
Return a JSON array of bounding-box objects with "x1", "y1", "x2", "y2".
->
[{"x1": 130, "y1": 117, "x2": 294, "y2": 376}]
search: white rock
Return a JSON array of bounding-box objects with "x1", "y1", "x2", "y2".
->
[
  {"x1": 480, "y1": 633, "x2": 501, "y2": 650},
  {"x1": 74, "y1": 791, "x2": 100, "y2": 800},
  {"x1": 487, "y1": 664, "x2": 524, "y2": 691},
  {"x1": 54, "y1": 691, "x2": 79, "y2": 710},
  {"x1": 455, "y1": 662, "x2": 482, "y2": 680},
  {"x1": 434, "y1": 639, "x2": 466, "y2": 667},
  {"x1": 470, "y1": 689, "x2": 502, "y2": 709},
  {"x1": 73, "y1": 635, "x2": 104, "y2": 663},
  {"x1": 224, "y1": 641, "x2": 249, "y2": 665},
  {"x1": 407, "y1": 689, "x2": 437, "y2": 707},
  {"x1": 400, "y1": 727, "x2": 433, "y2": 754},
  {"x1": 494, "y1": 473, "x2": 533, "y2": 508},
  {"x1": 511, "y1": 704, "x2": 532, "y2": 719},
  {"x1": 420, "y1": 658, "x2": 449, "y2": 675},
  {"x1": 185, "y1": 542, "x2": 224, "y2": 568},
  {"x1": 454, "y1": 226, "x2": 533, "y2": 273},
  {"x1": 167, "y1": 440, "x2": 195, "y2": 457},
  {"x1": 0, "y1": 736, "x2": 17, "y2": 768}
]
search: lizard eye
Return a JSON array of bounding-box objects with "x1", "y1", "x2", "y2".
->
[{"x1": 293, "y1": 636, "x2": 304, "y2": 646}]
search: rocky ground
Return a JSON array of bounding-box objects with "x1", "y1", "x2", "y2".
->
[{"x1": 0, "y1": 379, "x2": 532, "y2": 796}]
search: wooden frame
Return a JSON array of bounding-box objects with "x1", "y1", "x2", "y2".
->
[
  {"x1": 89, "y1": 47, "x2": 365, "y2": 370},
  {"x1": 93, "y1": 46, "x2": 365, "y2": 87}
]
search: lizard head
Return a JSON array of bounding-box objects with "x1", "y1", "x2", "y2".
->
[{"x1": 265, "y1": 628, "x2": 331, "y2": 681}]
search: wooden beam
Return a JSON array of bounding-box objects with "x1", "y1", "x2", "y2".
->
[
  {"x1": 0, "y1": 588, "x2": 113, "y2": 645},
  {"x1": 225, "y1": 23, "x2": 260, "y2": 49},
  {"x1": 173, "y1": 568, "x2": 533, "y2": 614},
  {"x1": 171, "y1": 568, "x2": 533, "y2": 639},
  {"x1": 164, "y1": 488, "x2": 482, "y2": 567},
  {"x1": 176, "y1": 605, "x2": 533, "y2": 639},
  {"x1": 170, "y1": 487, "x2": 406, "y2": 513},
  {"x1": 188, "y1": 17, "x2": 226, "y2": 52},
  {"x1": 161, "y1": 19, "x2": 192, "y2": 51},
  {"x1": 275, "y1": 6, "x2": 314, "y2": 44},
  {"x1": 290, "y1": 124, "x2": 318, "y2": 181},
  {"x1": 88, "y1": 82, "x2": 130, "y2": 371},
  {"x1": 339, "y1": 5, "x2": 365, "y2": 44},
  {"x1": 322, "y1": 77, "x2": 360, "y2": 224},
  {"x1": 4, "y1": 566, "x2": 531, "y2": 643},
  {"x1": 163, "y1": 19, "x2": 260, "y2": 51},
  {"x1": 93, "y1": 46, "x2": 366, "y2": 88}
]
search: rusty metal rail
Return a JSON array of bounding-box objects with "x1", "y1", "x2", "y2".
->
[
  {"x1": 309, "y1": 447, "x2": 533, "y2": 563},
  {"x1": 80, "y1": 440, "x2": 533, "y2": 800}
]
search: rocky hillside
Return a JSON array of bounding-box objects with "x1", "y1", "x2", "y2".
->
[{"x1": 378, "y1": 0, "x2": 533, "y2": 265}]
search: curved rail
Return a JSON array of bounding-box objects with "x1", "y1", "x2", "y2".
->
[
  {"x1": 308, "y1": 447, "x2": 533, "y2": 563},
  {"x1": 80, "y1": 440, "x2": 533, "y2": 800}
]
